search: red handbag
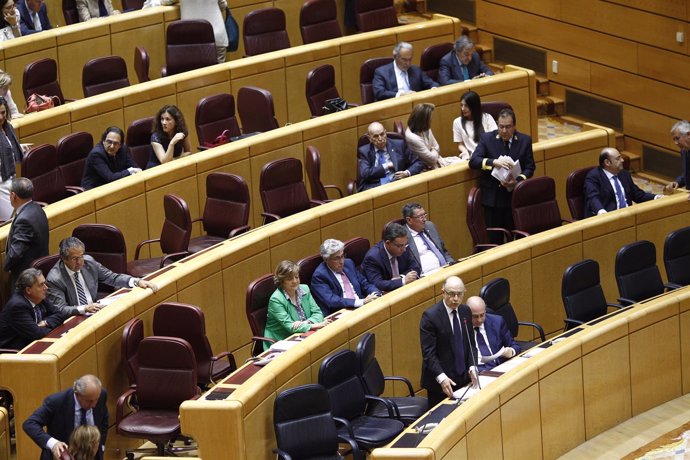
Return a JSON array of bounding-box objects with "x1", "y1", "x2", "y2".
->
[
  {"x1": 25, "y1": 94, "x2": 59, "y2": 113},
  {"x1": 202, "y1": 130, "x2": 233, "y2": 149}
]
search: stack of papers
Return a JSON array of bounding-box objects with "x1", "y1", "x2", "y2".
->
[
  {"x1": 491, "y1": 155, "x2": 522, "y2": 183},
  {"x1": 452, "y1": 375, "x2": 498, "y2": 401}
]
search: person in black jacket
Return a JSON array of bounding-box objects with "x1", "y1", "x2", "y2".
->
[{"x1": 81, "y1": 126, "x2": 141, "y2": 190}]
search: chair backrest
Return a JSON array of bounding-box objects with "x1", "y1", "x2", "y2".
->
[
  {"x1": 299, "y1": 0, "x2": 342, "y2": 44},
  {"x1": 22, "y1": 58, "x2": 65, "y2": 104},
  {"x1": 201, "y1": 172, "x2": 250, "y2": 237},
  {"x1": 355, "y1": 0, "x2": 398, "y2": 32},
  {"x1": 259, "y1": 157, "x2": 311, "y2": 219},
  {"x1": 381, "y1": 218, "x2": 405, "y2": 240},
  {"x1": 82, "y1": 56, "x2": 130, "y2": 98},
  {"x1": 466, "y1": 186, "x2": 493, "y2": 251},
  {"x1": 236, "y1": 86, "x2": 280, "y2": 134},
  {"x1": 243, "y1": 7, "x2": 291, "y2": 56},
  {"x1": 62, "y1": 0, "x2": 78, "y2": 25},
  {"x1": 305, "y1": 145, "x2": 329, "y2": 201},
  {"x1": 56, "y1": 131, "x2": 93, "y2": 188},
  {"x1": 164, "y1": 20, "x2": 217, "y2": 76},
  {"x1": 126, "y1": 117, "x2": 154, "y2": 170},
  {"x1": 160, "y1": 194, "x2": 192, "y2": 255},
  {"x1": 122, "y1": 0, "x2": 144, "y2": 10},
  {"x1": 195, "y1": 93, "x2": 242, "y2": 147},
  {"x1": 31, "y1": 254, "x2": 61, "y2": 279},
  {"x1": 343, "y1": 237, "x2": 370, "y2": 269},
  {"x1": 615, "y1": 240, "x2": 665, "y2": 303},
  {"x1": 121, "y1": 317, "x2": 144, "y2": 387},
  {"x1": 318, "y1": 349, "x2": 367, "y2": 420},
  {"x1": 479, "y1": 278, "x2": 520, "y2": 338},
  {"x1": 134, "y1": 46, "x2": 150, "y2": 83},
  {"x1": 273, "y1": 384, "x2": 340, "y2": 458},
  {"x1": 566, "y1": 166, "x2": 595, "y2": 221},
  {"x1": 72, "y1": 224, "x2": 127, "y2": 275},
  {"x1": 355, "y1": 332, "x2": 386, "y2": 397},
  {"x1": 481, "y1": 101, "x2": 513, "y2": 122},
  {"x1": 297, "y1": 253, "x2": 323, "y2": 287},
  {"x1": 420, "y1": 42, "x2": 453, "y2": 81},
  {"x1": 360, "y1": 57, "x2": 393, "y2": 104},
  {"x1": 664, "y1": 226, "x2": 690, "y2": 287},
  {"x1": 561, "y1": 259, "x2": 609, "y2": 326},
  {"x1": 305, "y1": 64, "x2": 340, "y2": 117},
  {"x1": 22, "y1": 144, "x2": 68, "y2": 204},
  {"x1": 246, "y1": 274, "x2": 275, "y2": 356},
  {"x1": 512, "y1": 176, "x2": 563, "y2": 235}
]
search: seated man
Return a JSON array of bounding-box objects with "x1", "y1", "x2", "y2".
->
[
  {"x1": 17, "y1": 0, "x2": 52, "y2": 35},
  {"x1": 467, "y1": 296, "x2": 519, "y2": 371},
  {"x1": 311, "y1": 238, "x2": 380, "y2": 315},
  {"x1": 439, "y1": 36, "x2": 494, "y2": 85},
  {"x1": 402, "y1": 203, "x2": 454, "y2": 275},
  {"x1": 77, "y1": 0, "x2": 120, "y2": 22},
  {"x1": 46, "y1": 237, "x2": 158, "y2": 316},
  {"x1": 584, "y1": 147, "x2": 661, "y2": 217},
  {"x1": 0, "y1": 268, "x2": 68, "y2": 350},
  {"x1": 358, "y1": 121, "x2": 424, "y2": 192},
  {"x1": 362, "y1": 223, "x2": 420, "y2": 292},
  {"x1": 665, "y1": 119, "x2": 690, "y2": 194},
  {"x1": 372, "y1": 41, "x2": 439, "y2": 101}
]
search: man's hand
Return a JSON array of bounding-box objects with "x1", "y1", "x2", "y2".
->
[
  {"x1": 440, "y1": 377, "x2": 456, "y2": 399},
  {"x1": 472, "y1": 73, "x2": 486, "y2": 80},
  {"x1": 469, "y1": 368, "x2": 479, "y2": 389},
  {"x1": 363, "y1": 292, "x2": 380, "y2": 304},
  {"x1": 664, "y1": 181, "x2": 679, "y2": 194},
  {"x1": 493, "y1": 158, "x2": 512, "y2": 170},
  {"x1": 52, "y1": 441, "x2": 68, "y2": 459},
  {"x1": 393, "y1": 171, "x2": 409, "y2": 180},
  {"x1": 501, "y1": 347, "x2": 514, "y2": 359},
  {"x1": 500, "y1": 176, "x2": 516, "y2": 192},
  {"x1": 404, "y1": 271, "x2": 419, "y2": 284},
  {"x1": 137, "y1": 280, "x2": 159, "y2": 293},
  {"x1": 84, "y1": 303, "x2": 101, "y2": 313}
]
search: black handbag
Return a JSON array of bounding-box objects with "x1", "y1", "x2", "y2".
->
[
  {"x1": 322, "y1": 97, "x2": 348, "y2": 114},
  {"x1": 225, "y1": 7, "x2": 239, "y2": 52}
]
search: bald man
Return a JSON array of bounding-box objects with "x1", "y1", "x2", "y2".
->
[{"x1": 467, "y1": 296, "x2": 519, "y2": 371}]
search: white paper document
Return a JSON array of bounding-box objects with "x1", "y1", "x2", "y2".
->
[
  {"x1": 95, "y1": 293, "x2": 126, "y2": 307},
  {"x1": 480, "y1": 346, "x2": 506, "y2": 364},
  {"x1": 492, "y1": 356, "x2": 529, "y2": 373},
  {"x1": 452, "y1": 375, "x2": 498, "y2": 401},
  {"x1": 269, "y1": 340, "x2": 302, "y2": 352},
  {"x1": 491, "y1": 155, "x2": 522, "y2": 182}
]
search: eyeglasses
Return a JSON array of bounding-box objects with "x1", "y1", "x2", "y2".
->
[
  {"x1": 104, "y1": 139, "x2": 121, "y2": 147},
  {"x1": 389, "y1": 241, "x2": 408, "y2": 249},
  {"x1": 412, "y1": 212, "x2": 428, "y2": 220},
  {"x1": 672, "y1": 133, "x2": 687, "y2": 142},
  {"x1": 329, "y1": 254, "x2": 346, "y2": 261},
  {"x1": 67, "y1": 255, "x2": 84, "y2": 262},
  {"x1": 444, "y1": 290, "x2": 465, "y2": 298},
  {"x1": 369, "y1": 131, "x2": 386, "y2": 139}
]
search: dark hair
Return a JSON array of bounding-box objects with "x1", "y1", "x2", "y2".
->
[
  {"x1": 498, "y1": 108, "x2": 516, "y2": 125},
  {"x1": 16, "y1": 268, "x2": 41, "y2": 293},
  {"x1": 383, "y1": 222, "x2": 407, "y2": 241},
  {"x1": 0, "y1": 96, "x2": 10, "y2": 123},
  {"x1": 101, "y1": 126, "x2": 124, "y2": 144},
  {"x1": 0, "y1": 0, "x2": 13, "y2": 28},
  {"x1": 402, "y1": 202, "x2": 423, "y2": 219},
  {"x1": 460, "y1": 91, "x2": 484, "y2": 142},
  {"x1": 10, "y1": 177, "x2": 33, "y2": 199},
  {"x1": 153, "y1": 105, "x2": 188, "y2": 138},
  {"x1": 407, "y1": 103, "x2": 434, "y2": 134}
]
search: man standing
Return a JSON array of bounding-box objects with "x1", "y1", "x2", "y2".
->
[
  {"x1": 311, "y1": 239, "x2": 379, "y2": 315},
  {"x1": 420, "y1": 276, "x2": 478, "y2": 408},
  {"x1": 357, "y1": 122, "x2": 424, "y2": 191},
  {"x1": 3, "y1": 177, "x2": 49, "y2": 288},
  {"x1": 665, "y1": 120, "x2": 690, "y2": 196},
  {"x1": 402, "y1": 203, "x2": 454, "y2": 275},
  {"x1": 17, "y1": 0, "x2": 51, "y2": 35},
  {"x1": 584, "y1": 147, "x2": 660, "y2": 217},
  {"x1": 23, "y1": 374, "x2": 108, "y2": 460},
  {"x1": 0, "y1": 268, "x2": 67, "y2": 350},
  {"x1": 362, "y1": 223, "x2": 420, "y2": 292},
  {"x1": 467, "y1": 296, "x2": 519, "y2": 371},
  {"x1": 469, "y1": 108, "x2": 535, "y2": 238},
  {"x1": 372, "y1": 42, "x2": 439, "y2": 101},
  {"x1": 46, "y1": 237, "x2": 158, "y2": 316},
  {"x1": 439, "y1": 36, "x2": 494, "y2": 85}
]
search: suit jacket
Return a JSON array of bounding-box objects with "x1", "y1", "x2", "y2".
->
[
  {"x1": 420, "y1": 302, "x2": 477, "y2": 400},
  {"x1": 676, "y1": 149, "x2": 688, "y2": 188},
  {"x1": 264, "y1": 285, "x2": 324, "y2": 349},
  {"x1": 405, "y1": 222, "x2": 454, "y2": 272},
  {"x1": 469, "y1": 130, "x2": 536, "y2": 208},
  {"x1": 357, "y1": 138, "x2": 424, "y2": 191},
  {"x1": 438, "y1": 51, "x2": 494, "y2": 86},
  {"x1": 0, "y1": 293, "x2": 67, "y2": 350},
  {"x1": 46, "y1": 255, "x2": 133, "y2": 315},
  {"x1": 3, "y1": 201, "x2": 49, "y2": 284},
  {"x1": 361, "y1": 240, "x2": 421, "y2": 292},
  {"x1": 584, "y1": 167, "x2": 655, "y2": 217},
  {"x1": 82, "y1": 143, "x2": 138, "y2": 190},
  {"x1": 372, "y1": 62, "x2": 439, "y2": 101},
  {"x1": 477, "y1": 313, "x2": 520, "y2": 370},
  {"x1": 77, "y1": 0, "x2": 116, "y2": 21},
  {"x1": 23, "y1": 387, "x2": 108, "y2": 460},
  {"x1": 311, "y1": 259, "x2": 378, "y2": 315},
  {"x1": 17, "y1": 0, "x2": 51, "y2": 35}
]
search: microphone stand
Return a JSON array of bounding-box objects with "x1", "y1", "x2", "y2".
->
[{"x1": 462, "y1": 316, "x2": 481, "y2": 390}]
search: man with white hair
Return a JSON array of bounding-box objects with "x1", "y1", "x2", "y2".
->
[
  {"x1": 665, "y1": 119, "x2": 690, "y2": 196},
  {"x1": 372, "y1": 41, "x2": 439, "y2": 101}
]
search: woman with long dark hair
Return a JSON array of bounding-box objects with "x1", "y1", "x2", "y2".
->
[
  {"x1": 147, "y1": 104, "x2": 192, "y2": 169},
  {"x1": 452, "y1": 90, "x2": 497, "y2": 160}
]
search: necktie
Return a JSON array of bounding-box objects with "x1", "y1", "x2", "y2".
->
[
  {"x1": 34, "y1": 305, "x2": 42, "y2": 324},
  {"x1": 475, "y1": 327, "x2": 493, "y2": 366},
  {"x1": 419, "y1": 232, "x2": 446, "y2": 266},
  {"x1": 400, "y1": 70, "x2": 410, "y2": 91},
  {"x1": 390, "y1": 256, "x2": 399, "y2": 278},
  {"x1": 451, "y1": 310, "x2": 466, "y2": 376},
  {"x1": 377, "y1": 150, "x2": 392, "y2": 185},
  {"x1": 98, "y1": 0, "x2": 108, "y2": 16},
  {"x1": 74, "y1": 272, "x2": 88, "y2": 305},
  {"x1": 461, "y1": 65, "x2": 469, "y2": 81},
  {"x1": 504, "y1": 140, "x2": 511, "y2": 154},
  {"x1": 339, "y1": 272, "x2": 355, "y2": 299},
  {"x1": 612, "y1": 175, "x2": 627, "y2": 209},
  {"x1": 683, "y1": 150, "x2": 688, "y2": 186},
  {"x1": 79, "y1": 408, "x2": 87, "y2": 426},
  {"x1": 32, "y1": 11, "x2": 41, "y2": 31}
]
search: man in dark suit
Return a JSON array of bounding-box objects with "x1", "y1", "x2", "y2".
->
[
  {"x1": 584, "y1": 147, "x2": 660, "y2": 217},
  {"x1": 362, "y1": 223, "x2": 420, "y2": 292},
  {"x1": 23, "y1": 374, "x2": 108, "y2": 460},
  {"x1": 467, "y1": 296, "x2": 519, "y2": 371},
  {"x1": 17, "y1": 0, "x2": 52, "y2": 35},
  {"x1": 665, "y1": 120, "x2": 690, "y2": 195},
  {"x1": 420, "y1": 276, "x2": 478, "y2": 408},
  {"x1": 402, "y1": 203, "x2": 454, "y2": 275},
  {"x1": 0, "y1": 268, "x2": 68, "y2": 350},
  {"x1": 357, "y1": 121, "x2": 424, "y2": 191},
  {"x1": 469, "y1": 108, "x2": 535, "y2": 239},
  {"x1": 3, "y1": 177, "x2": 49, "y2": 288},
  {"x1": 372, "y1": 42, "x2": 439, "y2": 101},
  {"x1": 311, "y1": 238, "x2": 380, "y2": 315},
  {"x1": 439, "y1": 36, "x2": 494, "y2": 86},
  {"x1": 46, "y1": 237, "x2": 158, "y2": 316}
]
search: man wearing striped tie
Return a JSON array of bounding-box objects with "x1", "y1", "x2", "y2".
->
[
  {"x1": 46, "y1": 237, "x2": 158, "y2": 316},
  {"x1": 467, "y1": 296, "x2": 519, "y2": 372}
]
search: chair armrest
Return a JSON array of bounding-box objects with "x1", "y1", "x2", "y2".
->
[
  {"x1": 191, "y1": 217, "x2": 203, "y2": 224},
  {"x1": 115, "y1": 388, "x2": 137, "y2": 424},
  {"x1": 517, "y1": 320, "x2": 546, "y2": 342},
  {"x1": 272, "y1": 449, "x2": 293, "y2": 460},
  {"x1": 364, "y1": 394, "x2": 400, "y2": 418},
  {"x1": 324, "y1": 184, "x2": 344, "y2": 198},
  {"x1": 0, "y1": 348, "x2": 18, "y2": 354},
  {"x1": 617, "y1": 297, "x2": 636, "y2": 306},
  {"x1": 561, "y1": 218, "x2": 574, "y2": 224},
  {"x1": 228, "y1": 225, "x2": 251, "y2": 238},
  {"x1": 474, "y1": 243, "x2": 498, "y2": 253},
  {"x1": 564, "y1": 318, "x2": 584, "y2": 329},
  {"x1": 64, "y1": 98, "x2": 78, "y2": 103},
  {"x1": 337, "y1": 434, "x2": 362, "y2": 460},
  {"x1": 34, "y1": 201, "x2": 48, "y2": 207},
  {"x1": 198, "y1": 145, "x2": 209, "y2": 151},
  {"x1": 607, "y1": 302, "x2": 625, "y2": 310},
  {"x1": 346, "y1": 103, "x2": 359, "y2": 109},
  {"x1": 133, "y1": 238, "x2": 160, "y2": 260},
  {"x1": 211, "y1": 351, "x2": 237, "y2": 371},
  {"x1": 160, "y1": 251, "x2": 190, "y2": 267},
  {"x1": 332, "y1": 416, "x2": 355, "y2": 439},
  {"x1": 383, "y1": 375, "x2": 414, "y2": 396},
  {"x1": 309, "y1": 200, "x2": 325, "y2": 207},
  {"x1": 665, "y1": 282, "x2": 682, "y2": 290},
  {"x1": 65, "y1": 186, "x2": 83, "y2": 195},
  {"x1": 346, "y1": 180, "x2": 357, "y2": 195},
  {"x1": 486, "y1": 227, "x2": 512, "y2": 243},
  {"x1": 512, "y1": 230, "x2": 530, "y2": 239},
  {"x1": 261, "y1": 212, "x2": 281, "y2": 224}
]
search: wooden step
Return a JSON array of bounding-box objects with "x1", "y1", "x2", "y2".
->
[
  {"x1": 462, "y1": 24, "x2": 479, "y2": 43},
  {"x1": 636, "y1": 171, "x2": 673, "y2": 185},
  {"x1": 614, "y1": 132, "x2": 625, "y2": 151},
  {"x1": 621, "y1": 149, "x2": 641, "y2": 173},
  {"x1": 536, "y1": 76, "x2": 549, "y2": 97},
  {"x1": 475, "y1": 45, "x2": 492, "y2": 63}
]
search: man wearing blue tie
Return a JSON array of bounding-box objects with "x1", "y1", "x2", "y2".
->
[
  {"x1": 402, "y1": 203, "x2": 454, "y2": 275},
  {"x1": 438, "y1": 36, "x2": 494, "y2": 86},
  {"x1": 665, "y1": 120, "x2": 690, "y2": 197},
  {"x1": 372, "y1": 42, "x2": 439, "y2": 101},
  {"x1": 584, "y1": 147, "x2": 661, "y2": 217},
  {"x1": 467, "y1": 296, "x2": 519, "y2": 371}
]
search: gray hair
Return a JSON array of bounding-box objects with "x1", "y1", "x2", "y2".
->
[
  {"x1": 671, "y1": 120, "x2": 690, "y2": 136},
  {"x1": 320, "y1": 239, "x2": 344, "y2": 260},
  {"x1": 454, "y1": 36, "x2": 474, "y2": 53},
  {"x1": 10, "y1": 177, "x2": 33, "y2": 200},
  {"x1": 59, "y1": 237, "x2": 85, "y2": 259},
  {"x1": 393, "y1": 42, "x2": 413, "y2": 56},
  {"x1": 73, "y1": 375, "x2": 102, "y2": 395},
  {"x1": 383, "y1": 223, "x2": 408, "y2": 241},
  {"x1": 402, "y1": 203, "x2": 423, "y2": 219},
  {"x1": 15, "y1": 268, "x2": 42, "y2": 293},
  {"x1": 0, "y1": 70, "x2": 12, "y2": 89}
]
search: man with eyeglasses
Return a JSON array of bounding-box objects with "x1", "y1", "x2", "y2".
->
[
  {"x1": 665, "y1": 120, "x2": 690, "y2": 197},
  {"x1": 311, "y1": 239, "x2": 380, "y2": 315},
  {"x1": 46, "y1": 237, "x2": 158, "y2": 316},
  {"x1": 402, "y1": 203, "x2": 454, "y2": 275},
  {"x1": 362, "y1": 223, "x2": 420, "y2": 292},
  {"x1": 372, "y1": 42, "x2": 439, "y2": 101},
  {"x1": 439, "y1": 36, "x2": 494, "y2": 86},
  {"x1": 81, "y1": 126, "x2": 142, "y2": 190}
]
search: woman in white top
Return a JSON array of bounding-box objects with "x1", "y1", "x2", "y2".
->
[
  {"x1": 0, "y1": 0, "x2": 21, "y2": 42},
  {"x1": 180, "y1": 0, "x2": 228, "y2": 63},
  {"x1": 0, "y1": 70, "x2": 22, "y2": 119},
  {"x1": 405, "y1": 102, "x2": 462, "y2": 170},
  {"x1": 452, "y1": 90, "x2": 497, "y2": 160}
]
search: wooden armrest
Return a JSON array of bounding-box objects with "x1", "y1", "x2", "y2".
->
[
  {"x1": 261, "y1": 212, "x2": 281, "y2": 224},
  {"x1": 133, "y1": 238, "x2": 161, "y2": 260},
  {"x1": 228, "y1": 225, "x2": 251, "y2": 238},
  {"x1": 160, "y1": 251, "x2": 190, "y2": 267}
]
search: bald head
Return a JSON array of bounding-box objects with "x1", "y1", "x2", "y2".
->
[
  {"x1": 74, "y1": 375, "x2": 102, "y2": 411},
  {"x1": 467, "y1": 296, "x2": 487, "y2": 327},
  {"x1": 367, "y1": 121, "x2": 387, "y2": 150},
  {"x1": 442, "y1": 276, "x2": 466, "y2": 309},
  {"x1": 599, "y1": 147, "x2": 624, "y2": 174}
]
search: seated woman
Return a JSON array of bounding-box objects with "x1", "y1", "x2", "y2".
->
[
  {"x1": 68, "y1": 425, "x2": 100, "y2": 460},
  {"x1": 0, "y1": 0, "x2": 20, "y2": 42},
  {"x1": 0, "y1": 70, "x2": 22, "y2": 119},
  {"x1": 76, "y1": 0, "x2": 120, "y2": 21},
  {"x1": 0, "y1": 96, "x2": 23, "y2": 220},
  {"x1": 452, "y1": 90, "x2": 497, "y2": 160},
  {"x1": 264, "y1": 260, "x2": 329, "y2": 351},
  {"x1": 147, "y1": 104, "x2": 192, "y2": 169},
  {"x1": 405, "y1": 103, "x2": 462, "y2": 170},
  {"x1": 81, "y1": 126, "x2": 142, "y2": 190}
]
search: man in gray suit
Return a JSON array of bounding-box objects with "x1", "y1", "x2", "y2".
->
[
  {"x1": 402, "y1": 203, "x2": 454, "y2": 275},
  {"x1": 46, "y1": 237, "x2": 158, "y2": 316}
]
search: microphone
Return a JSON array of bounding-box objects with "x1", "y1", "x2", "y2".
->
[{"x1": 462, "y1": 316, "x2": 481, "y2": 390}]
